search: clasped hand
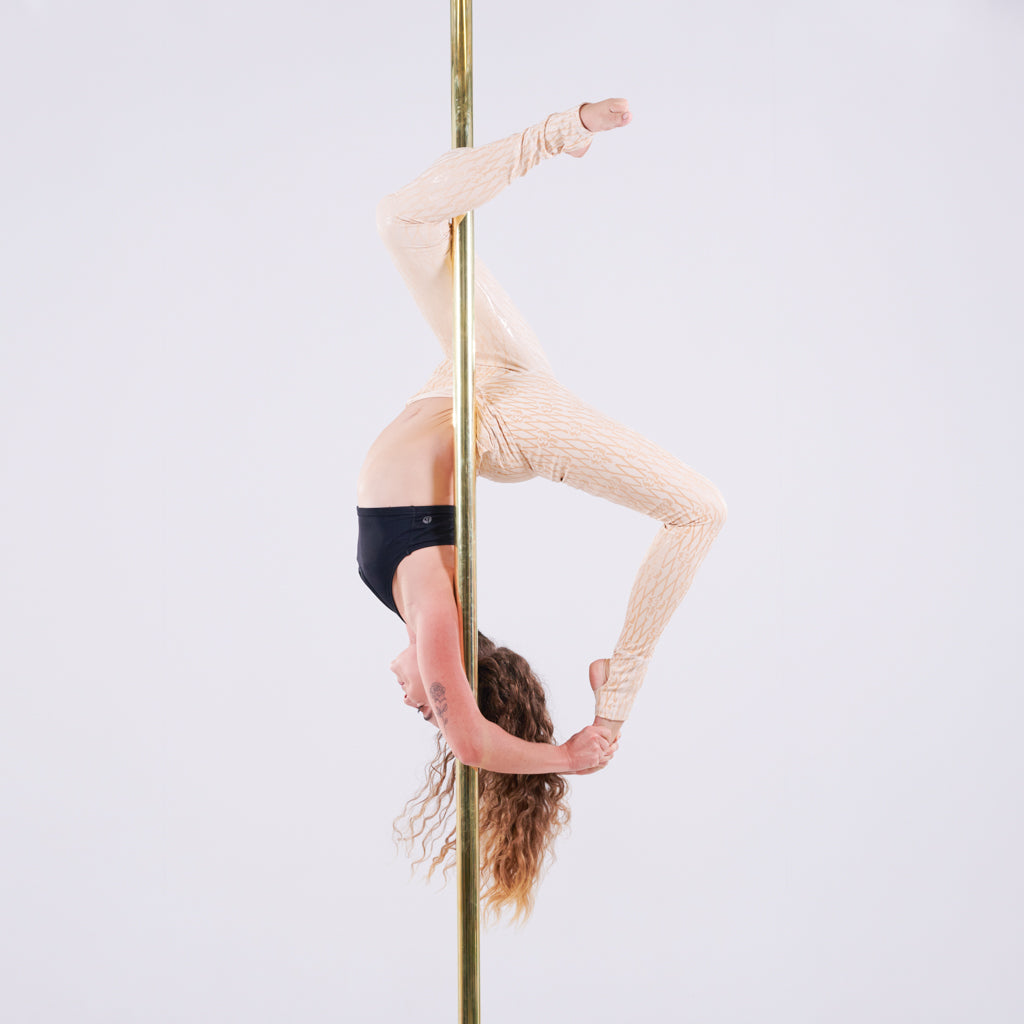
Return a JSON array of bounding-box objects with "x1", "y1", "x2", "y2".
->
[{"x1": 562, "y1": 724, "x2": 620, "y2": 775}]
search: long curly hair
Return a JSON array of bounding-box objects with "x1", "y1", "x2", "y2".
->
[{"x1": 393, "y1": 632, "x2": 570, "y2": 923}]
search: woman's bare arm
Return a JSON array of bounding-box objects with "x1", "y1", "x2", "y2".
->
[{"x1": 411, "y1": 600, "x2": 616, "y2": 774}]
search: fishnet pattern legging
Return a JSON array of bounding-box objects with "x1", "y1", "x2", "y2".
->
[{"x1": 376, "y1": 106, "x2": 726, "y2": 721}]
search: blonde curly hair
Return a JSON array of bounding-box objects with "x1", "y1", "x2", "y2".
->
[{"x1": 393, "y1": 633, "x2": 571, "y2": 922}]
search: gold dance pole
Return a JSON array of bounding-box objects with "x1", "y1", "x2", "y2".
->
[{"x1": 451, "y1": 1, "x2": 479, "y2": 1023}]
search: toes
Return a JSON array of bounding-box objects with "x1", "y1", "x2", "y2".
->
[{"x1": 579, "y1": 99, "x2": 631, "y2": 134}]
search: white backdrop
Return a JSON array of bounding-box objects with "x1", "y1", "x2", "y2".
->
[{"x1": 2, "y1": 1, "x2": 1021, "y2": 1021}]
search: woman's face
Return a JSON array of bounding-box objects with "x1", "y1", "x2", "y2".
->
[{"x1": 390, "y1": 643, "x2": 437, "y2": 726}]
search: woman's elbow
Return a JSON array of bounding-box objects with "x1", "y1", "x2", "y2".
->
[{"x1": 447, "y1": 725, "x2": 484, "y2": 768}]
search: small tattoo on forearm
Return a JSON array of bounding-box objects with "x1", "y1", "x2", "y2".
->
[{"x1": 429, "y1": 683, "x2": 449, "y2": 727}]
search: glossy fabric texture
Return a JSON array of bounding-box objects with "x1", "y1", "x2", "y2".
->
[{"x1": 376, "y1": 107, "x2": 726, "y2": 721}]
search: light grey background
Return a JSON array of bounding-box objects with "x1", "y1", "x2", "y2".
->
[{"x1": 2, "y1": 1, "x2": 1021, "y2": 1021}]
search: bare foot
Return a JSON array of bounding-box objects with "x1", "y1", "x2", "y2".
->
[
  {"x1": 579, "y1": 98, "x2": 631, "y2": 133},
  {"x1": 570, "y1": 664, "x2": 620, "y2": 774},
  {"x1": 589, "y1": 658, "x2": 611, "y2": 694},
  {"x1": 589, "y1": 658, "x2": 624, "y2": 740}
]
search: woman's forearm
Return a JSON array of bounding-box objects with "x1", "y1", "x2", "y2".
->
[
  {"x1": 462, "y1": 719, "x2": 572, "y2": 775},
  {"x1": 452, "y1": 717, "x2": 616, "y2": 775}
]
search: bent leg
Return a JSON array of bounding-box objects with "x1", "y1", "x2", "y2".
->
[
  {"x1": 490, "y1": 379, "x2": 727, "y2": 721},
  {"x1": 376, "y1": 107, "x2": 593, "y2": 374}
]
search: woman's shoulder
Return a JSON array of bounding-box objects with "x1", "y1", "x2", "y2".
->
[{"x1": 393, "y1": 544, "x2": 458, "y2": 626}]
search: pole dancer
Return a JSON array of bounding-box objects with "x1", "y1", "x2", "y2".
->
[{"x1": 356, "y1": 97, "x2": 727, "y2": 920}]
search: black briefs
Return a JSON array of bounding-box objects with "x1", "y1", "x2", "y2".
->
[{"x1": 356, "y1": 505, "x2": 456, "y2": 618}]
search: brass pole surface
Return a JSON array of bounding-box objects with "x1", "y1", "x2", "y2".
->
[{"x1": 451, "y1": 1, "x2": 479, "y2": 1023}]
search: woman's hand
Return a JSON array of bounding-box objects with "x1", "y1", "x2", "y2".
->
[{"x1": 561, "y1": 725, "x2": 619, "y2": 774}]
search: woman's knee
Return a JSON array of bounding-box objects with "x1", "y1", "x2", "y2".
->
[
  {"x1": 667, "y1": 478, "x2": 727, "y2": 534},
  {"x1": 375, "y1": 195, "x2": 402, "y2": 244},
  {"x1": 703, "y1": 483, "x2": 728, "y2": 534}
]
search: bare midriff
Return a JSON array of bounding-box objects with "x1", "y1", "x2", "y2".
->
[{"x1": 357, "y1": 397, "x2": 455, "y2": 508}]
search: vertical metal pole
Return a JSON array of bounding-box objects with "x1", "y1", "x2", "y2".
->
[{"x1": 451, "y1": 2, "x2": 479, "y2": 1024}]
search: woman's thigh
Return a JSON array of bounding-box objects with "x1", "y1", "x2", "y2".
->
[{"x1": 480, "y1": 377, "x2": 724, "y2": 526}]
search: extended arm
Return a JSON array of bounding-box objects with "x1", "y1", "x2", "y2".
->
[{"x1": 411, "y1": 600, "x2": 615, "y2": 775}]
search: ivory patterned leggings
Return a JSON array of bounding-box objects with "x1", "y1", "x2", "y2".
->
[{"x1": 376, "y1": 105, "x2": 726, "y2": 721}]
